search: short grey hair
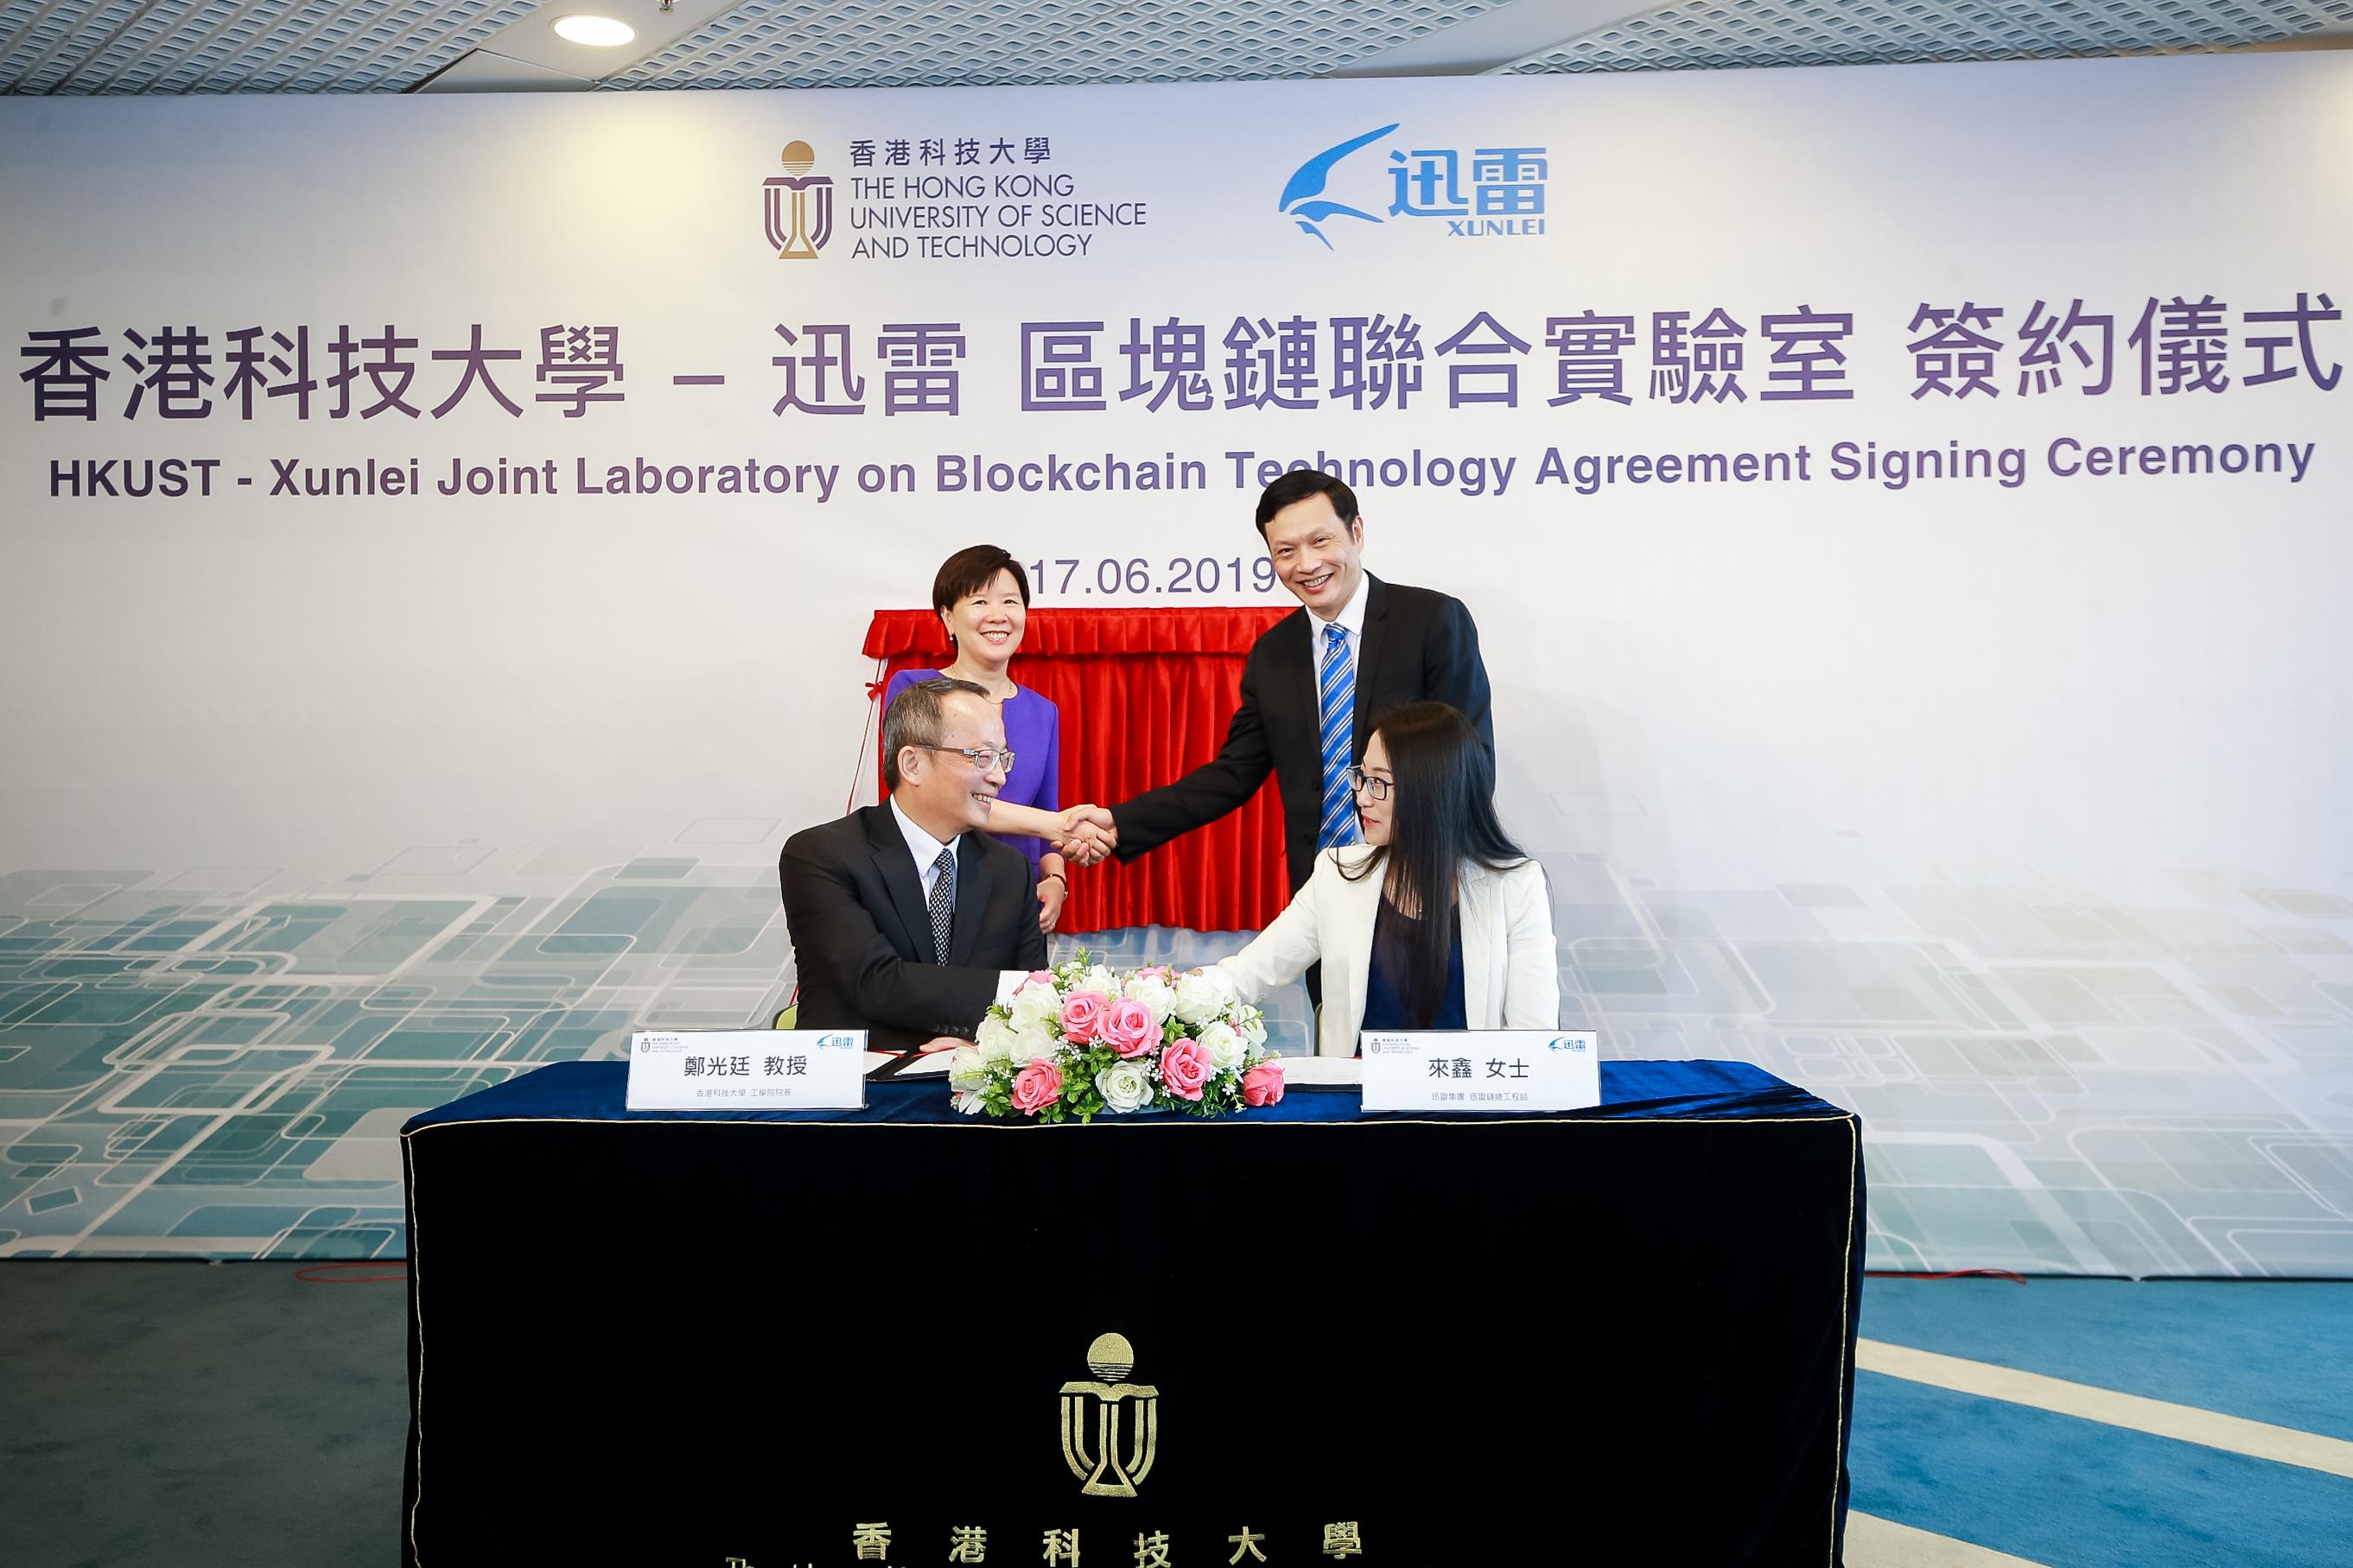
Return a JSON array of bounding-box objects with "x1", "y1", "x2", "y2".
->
[{"x1": 881, "y1": 676, "x2": 991, "y2": 790}]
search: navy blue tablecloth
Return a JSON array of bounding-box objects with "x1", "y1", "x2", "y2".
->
[
  {"x1": 401, "y1": 1058, "x2": 1862, "y2": 1567},
  {"x1": 406, "y1": 1055, "x2": 1842, "y2": 1130}
]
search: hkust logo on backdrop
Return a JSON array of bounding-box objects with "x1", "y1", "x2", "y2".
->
[
  {"x1": 1280, "y1": 122, "x2": 1547, "y2": 249},
  {"x1": 763, "y1": 140, "x2": 835, "y2": 259},
  {"x1": 758, "y1": 130, "x2": 1148, "y2": 261}
]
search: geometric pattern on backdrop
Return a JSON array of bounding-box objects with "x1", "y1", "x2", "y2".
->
[{"x1": 1, "y1": 842, "x2": 2348, "y2": 1274}]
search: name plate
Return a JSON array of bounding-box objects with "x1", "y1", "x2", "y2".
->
[
  {"x1": 1359, "y1": 1030, "x2": 1600, "y2": 1113},
  {"x1": 625, "y1": 1029, "x2": 868, "y2": 1111}
]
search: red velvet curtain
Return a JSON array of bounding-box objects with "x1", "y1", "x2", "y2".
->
[{"x1": 862, "y1": 607, "x2": 1293, "y2": 933}]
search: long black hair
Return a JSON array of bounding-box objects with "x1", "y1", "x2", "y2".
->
[{"x1": 1339, "y1": 701, "x2": 1526, "y2": 1019}]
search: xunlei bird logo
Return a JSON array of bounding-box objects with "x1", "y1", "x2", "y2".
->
[
  {"x1": 1280, "y1": 123, "x2": 1549, "y2": 250},
  {"x1": 1277, "y1": 124, "x2": 1399, "y2": 249}
]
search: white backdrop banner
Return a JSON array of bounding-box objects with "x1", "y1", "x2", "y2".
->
[{"x1": 3, "y1": 54, "x2": 2348, "y2": 1272}]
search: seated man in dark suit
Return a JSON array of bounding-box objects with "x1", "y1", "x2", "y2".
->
[{"x1": 780, "y1": 676, "x2": 1049, "y2": 1052}]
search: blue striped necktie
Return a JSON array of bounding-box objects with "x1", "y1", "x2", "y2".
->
[{"x1": 1316, "y1": 623, "x2": 1361, "y2": 848}]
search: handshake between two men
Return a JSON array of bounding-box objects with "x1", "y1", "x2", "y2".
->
[{"x1": 1042, "y1": 803, "x2": 1119, "y2": 868}]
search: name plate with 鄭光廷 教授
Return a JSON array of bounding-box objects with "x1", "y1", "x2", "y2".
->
[
  {"x1": 1359, "y1": 1030, "x2": 1600, "y2": 1112},
  {"x1": 624, "y1": 1029, "x2": 871, "y2": 1110}
]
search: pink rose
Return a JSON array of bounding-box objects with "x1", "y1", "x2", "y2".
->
[
  {"x1": 1059, "y1": 990, "x2": 1109, "y2": 1044},
  {"x1": 1010, "y1": 1061, "x2": 1063, "y2": 1115},
  {"x1": 1161, "y1": 1038, "x2": 1210, "y2": 1101},
  {"x1": 1027, "y1": 969, "x2": 1058, "y2": 987},
  {"x1": 1242, "y1": 1062, "x2": 1286, "y2": 1108},
  {"x1": 1102, "y1": 998, "x2": 1157, "y2": 1058}
]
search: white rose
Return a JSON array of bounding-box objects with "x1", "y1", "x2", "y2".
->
[
  {"x1": 1197, "y1": 1019, "x2": 1244, "y2": 1073},
  {"x1": 1078, "y1": 964, "x2": 1118, "y2": 999},
  {"x1": 1011, "y1": 1019, "x2": 1060, "y2": 1063},
  {"x1": 1173, "y1": 969, "x2": 1232, "y2": 1026},
  {"x1": 947, "y1": 1047, "x2": 992, "y2": 1095},
  {"x1": 1238, "y1": 1006, "x2": 1268, "y2": 1048},
  {"x1": 1097, "y1": 1057, "x2": 1154, "y2": 1114},
  {"x1": 1008, "y1": 979, "x2": 1061, "y2": 1031},
  {"x1": 975, "y1": 1014, "x2": 1018, "y2": 1064},
  {"x1": 1123, "y1": 973, "x2": 1176, "y2": 1027}
]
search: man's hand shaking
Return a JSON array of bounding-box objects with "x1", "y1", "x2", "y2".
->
[{"x1": 1052, "y1": 804, "x2": 1119, "y2": 867}]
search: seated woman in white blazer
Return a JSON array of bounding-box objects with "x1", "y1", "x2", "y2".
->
[{"x1": 1213, "y1": 701, "x2": 1560, "y2": 1056}]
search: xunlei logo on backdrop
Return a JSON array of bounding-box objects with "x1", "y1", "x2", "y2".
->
[{"x1": 1279, "y1": 123, "x2": 1548, "y2": 249}]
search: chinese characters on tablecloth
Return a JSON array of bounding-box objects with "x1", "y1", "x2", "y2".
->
[{"x1": 724, "y1": 1520, "x2": 1375, "y2": 1566}]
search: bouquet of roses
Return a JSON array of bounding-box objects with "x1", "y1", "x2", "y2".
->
[{"x1": 948, "y1": 953, "x2": 1287, "y2": 1121}]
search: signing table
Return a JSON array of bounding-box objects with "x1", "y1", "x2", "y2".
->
[{"x1": 401, "y1": 1060, "x2": 1862, "y2": 1567}]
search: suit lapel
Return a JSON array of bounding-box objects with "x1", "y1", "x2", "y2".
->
[
  {"x1": 1351, "y1": 574, "x2": 1390, "y2": 757},
  {"x1": 950, "y1": 834, "x2": 992, "y2": 965},
  {"x1": 1327, "y1": 850, "x2": 1385, "y2": 1056},
  {"x1": 1269, "y1": 608, "x2": 1320, "y2": 796},
  {"x1": 1459, "y1": 866, "x2": 1497, "y2": 1026},
  {"x1": 864, "y1": 807, "x2": 937, "y2": 964}
]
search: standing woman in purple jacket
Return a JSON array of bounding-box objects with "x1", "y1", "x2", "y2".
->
[{"x1": 883, "y1": 545, "x2": 1103, "y2": 933}]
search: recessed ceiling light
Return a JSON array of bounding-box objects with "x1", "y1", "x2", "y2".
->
[{"x1": 553, "y1": 15, "x2": 635, "y2": 46}]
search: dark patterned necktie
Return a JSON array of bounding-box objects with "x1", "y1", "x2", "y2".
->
[{"x1": 927, "y1": 847, "x2": 956, "y2": 963}]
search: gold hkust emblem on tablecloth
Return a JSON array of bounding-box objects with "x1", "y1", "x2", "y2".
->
[{"x1": 1059, "y1": 1331, "x2": 1159, "y2": 1496}]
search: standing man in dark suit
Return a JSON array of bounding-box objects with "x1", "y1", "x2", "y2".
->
[
  {"x1": 1075, "y1": 471, "x2": 1493, "y2": 894},
  {"x1": 780, "y1": 676, "x2": 1049, "y2": 1053}
]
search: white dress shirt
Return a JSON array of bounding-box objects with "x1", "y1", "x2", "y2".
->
[
  {"x1": 889, "y1": 796, "x2": 958, "y2": 899},
  {"x1": 891, "y1": 795, "x2": 1033, "y2": 1007},
  {"x1": 1307, "y1": 571, "x2": 1370, "y2": 713}
]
